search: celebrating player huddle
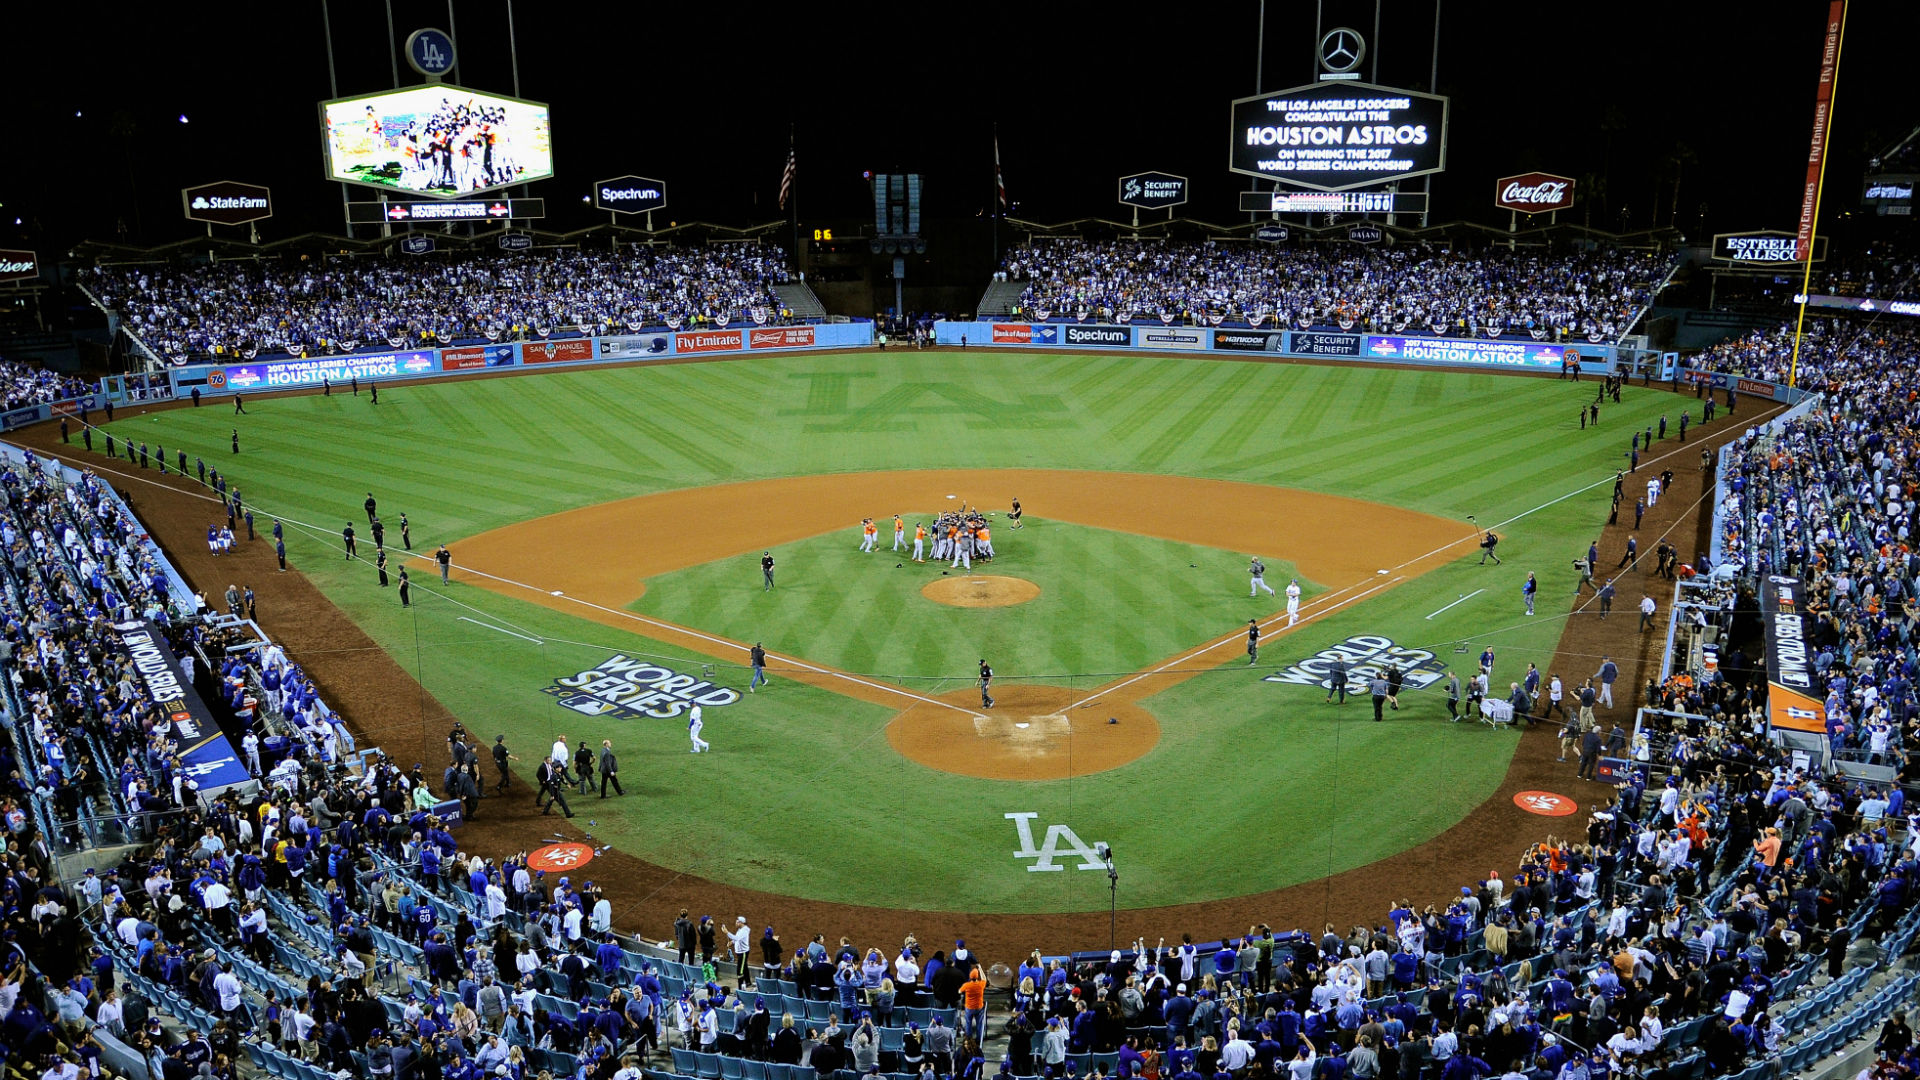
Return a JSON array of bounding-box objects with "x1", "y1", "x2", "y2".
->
[
  {"x1": 369, "y1": 97, "x2": 526, "y2": 195},
  {"x1": 866, "y1": 509, "x2": 997, "y2": 569}
]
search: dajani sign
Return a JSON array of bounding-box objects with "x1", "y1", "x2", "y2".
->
[
  {"x1": 0, "y1": 249, "x2": 40, "y2": 282},
  {"x1": 1493, "y1": 172, "x2": 1575, "y2": 214}
]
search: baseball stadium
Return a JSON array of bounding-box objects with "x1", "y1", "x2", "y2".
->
[{"x1": 0, "y1": 4, "x2": 1913, "y2": 1080}]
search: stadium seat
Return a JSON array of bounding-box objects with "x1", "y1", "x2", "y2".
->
[
  {"x1": 695, "y1": 1052, "x2": 725, "y2": 1079},
  {"x1": 790, "y1": 1066, "x2": 817, "y2": 1080},
  {"x1": 807, "y1": 999, "x2": 832, "y2": 1022},
  {"x1": 674, "y1": 1049, "x2": 698, "y2": 1074},
  {"x1": 743, "y1": 1060, "x2": 769, "y2": 1080},
  {"x1": 767, "y1": 1064, "x2": 791, "y2": 1080},
  {"x1": 880, "y1": 1027, "x2": 905, "y2": 1052},
  {"x1": 721, "y1": 1056, "x2": 746, "y2": 1080},
  {"x1": 1093, "y1": 1053, "x2": 1119, "y2": 1072}
]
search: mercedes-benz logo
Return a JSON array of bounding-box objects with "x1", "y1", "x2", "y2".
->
[{"x1": 1318, "y1": 27, "x2": 1365, "y2": 73}]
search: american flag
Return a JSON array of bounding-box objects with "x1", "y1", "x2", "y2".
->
[
  {"x1": 994, "y1": 135, "x2": 1008, "y2": 210},
  {"x1": 778, "y1": 143, "x2": 795, "y2": 211}
]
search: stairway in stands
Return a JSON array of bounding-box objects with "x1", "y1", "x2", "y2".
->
[
  {"x1": 976, "y1": 279, "x2": 1024, "y2": 317},
  {"x1": 772, "y1": 282, "x2": 827, "y2": 320}
]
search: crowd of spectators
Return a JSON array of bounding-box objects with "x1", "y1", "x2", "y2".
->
[
  {"x1": 0, "y1": 359, "x2": 92, "y2": 410},
  {"x1": 1000, "y1": 242, "x2": 1672, "y2": 343},
  {"x1": 82, "y1": 245, "x2": 796, "y2": 362},
  {"x1": 0, "y1": 313, "x2": 1915, "y2": 1080}
]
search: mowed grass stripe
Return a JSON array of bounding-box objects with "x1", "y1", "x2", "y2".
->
[
  {"x1": 1276, "y1": 364, "x2": 1355, "y2": 442},
  {"x1": 1132, "y1": 362, "x2": 1267, "y2": 471},
  {"x1": 1107, "y1": 369, "x2": 1210, "y2": 445},
  {"x1": 1089, "y1": 358, "x2": 1189, "y2": 419},
  {"x1": 1205, "y1": 365, "x2": 1302, "y2": 458}
]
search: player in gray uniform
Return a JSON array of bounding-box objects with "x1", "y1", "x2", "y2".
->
[{"x1": 1249, "y1": 557, "x2": 1277, "y2": 597}]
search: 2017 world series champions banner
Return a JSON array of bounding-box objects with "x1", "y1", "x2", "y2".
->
[{"x1": 111, "y1": 620, "x2": 252, "y2": 793}]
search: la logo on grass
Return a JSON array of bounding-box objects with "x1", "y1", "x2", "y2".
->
[{"x1": 1006, "y1": 812, "x2": 1107, "y2": 872}]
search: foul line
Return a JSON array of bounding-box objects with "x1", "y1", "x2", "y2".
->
[
  {"x1": 1425, "y1": 589, "x2": 1484, "y2": 621},
  {"x1": 447, "y1": 563, "x2": 977, "y2": 716},
  {"x1": 457, "y1": 617, "x2": 544, "y2": 645},
  {"x1": 1078, "y1": 574, "x2": 1405, "y2": 710}
]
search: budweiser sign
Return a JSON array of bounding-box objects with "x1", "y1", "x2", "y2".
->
[
  {"x1": 1494, "y1": 172, "x2": 1576, "y2": 214},
  {"x1": 0, "y1": 250, "x2": 39, "y2": 283}
]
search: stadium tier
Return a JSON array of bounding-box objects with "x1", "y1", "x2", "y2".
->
[
  {"x1": 997, "y1": 242, "x2": 1674, "y2": 345},
  {"x1": 0, "y1": 278, "x2": 1909, "y2": 1080},
  {"x1": 81, "y1": 245, "x2": 799, "y2": 363}
]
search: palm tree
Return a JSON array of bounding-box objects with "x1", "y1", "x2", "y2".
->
[
  {"x1": 1666, "y1": 142, "x2": 1697, "y2": 228},
  {"x1": 1580, "y1": 172, "x2": 1609, "y2": 231}
]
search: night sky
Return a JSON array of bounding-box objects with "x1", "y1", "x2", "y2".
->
[{"x1": 7, "y1": 0, "x2": 1912, "y2": 251}]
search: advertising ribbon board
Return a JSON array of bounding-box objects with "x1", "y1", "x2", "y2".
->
[
  {"x1": 1759, "y1": 575, "x2": 1826, "y2": 734},
  {"x1": 112, "y1": 620, "x2": 251, "y2": 792}
]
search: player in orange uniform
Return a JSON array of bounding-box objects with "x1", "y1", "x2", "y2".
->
[
  {"x1": 912, "y1": 523, "x2": 927, "y2": 562},
  {"x1": 892, "y1": 515, "x2": 906, "y2": 552},
  {"x1": 860, "y1": 518, "x2": 878, "y2": 552},
  {"x1": 976, "y1": 524, "x2": 994, "y2": 560}
]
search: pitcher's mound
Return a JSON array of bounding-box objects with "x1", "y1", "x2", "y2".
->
[
  {"x1": 921, "y1": 575, "x2": 1040, "y2": 608},
  {"x1": 887, "y1": 685, "x2": 1159, "y2": 780}
]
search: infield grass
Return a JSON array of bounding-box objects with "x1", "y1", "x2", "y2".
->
[{"x1": 97, "y1": 352, "x2": 1699, "y2": 911}]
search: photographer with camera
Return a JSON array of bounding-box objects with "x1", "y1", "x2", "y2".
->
[{"x1": 1477, "y1": 531, "x2": 1501, "y2": 565}]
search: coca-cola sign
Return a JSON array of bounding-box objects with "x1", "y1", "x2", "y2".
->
[
  {"x1": 0, "y1": 250, "x2": 38, "y2": 283},
  {"x1": 1494, "y1": 172, "x2": 1575, "y2": 214}
]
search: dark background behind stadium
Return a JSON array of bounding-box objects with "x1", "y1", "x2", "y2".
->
[{"x1": 5, "y1": 1, "x2": 1911, "y2": 252}]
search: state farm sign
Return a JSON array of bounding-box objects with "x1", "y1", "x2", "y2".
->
[
  {"x1": 182, "y1": 181, "x2": 274, "y2": 226},
  {"x1": 1494, "y1": 172, "x2": 1575, "y2": 214},
  {"x1": 0, "y1": 250, "x2": 39, "y2": 283}
]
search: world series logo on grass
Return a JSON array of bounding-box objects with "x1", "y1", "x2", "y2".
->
[
  {"x1": 1262, "y1": 635, "x2": 1447, "y2": 693},
  {"x1": 544, "y1": 655, "x2": 740, "y2": 719}
]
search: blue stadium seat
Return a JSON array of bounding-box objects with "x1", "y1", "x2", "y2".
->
[
  {"x1": 721, "y1": 1056, "x2": 746, "y2": 1080},
  {"x1": 674, "y1": 1049, "x2": 699, "y2": 1074},
  {"x1": 880, "y1": 1027, "x2": 905, "y2": 1052},
  {"x1": 767, "y1": 1064, "x2": 791, "y2": 1080},
  {"x1": 743, "y1": 1061, "x2": 769, "y2": 1080},
  {"x1": 806, "y1": 999, "x2": 832, "y2": 1022},
  {"x1": 790, "y1": 1066, "x2": 817, "y2": 1080},
  {"x1": 694, "y1": 1052, "x2": 725, "y2": 1079}
]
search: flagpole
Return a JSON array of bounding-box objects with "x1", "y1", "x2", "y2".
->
[
  {"x1": 788, "y1": 124, "x2": 800, "y2": 275},
  {"x1": 991, "y1": 122, "x2": 1000, "y2": 273},
  {"x1": 1789, "y1": 2, "x2": 1846, "y2": 390}
]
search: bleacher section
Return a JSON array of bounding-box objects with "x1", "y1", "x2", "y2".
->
[{"x1": 0, "y1": 292, "x2": 1915, "y2": 1080}]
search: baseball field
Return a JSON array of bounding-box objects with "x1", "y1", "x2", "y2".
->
[{"x1": 84, "y1": 349, "x2": 1709, "y2": 930}]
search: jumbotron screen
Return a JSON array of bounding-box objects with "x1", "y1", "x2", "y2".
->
[{"x1": 320, "y1": 85, "x2": 553, "y2": 199}]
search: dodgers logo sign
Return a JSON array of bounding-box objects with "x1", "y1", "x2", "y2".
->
[
  {"x1": 544, "y1": 654, "x2": 740, "y2": 720},
  {"x1": 1262, "y1": 634, "x2": 1447, "y2": 694}
]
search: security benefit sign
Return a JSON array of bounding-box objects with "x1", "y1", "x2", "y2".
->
[
  {"x1": 1230, "y1": 81, "x2": 1449, "y2": 191},
  {"x1": 1759, "y1": 576, "x2": 1825, "y2": 734},
  {"x1": 1261, "y1": 635, "x2": 1447, "y2": 695},
  {"x1": 545, "y1": 654, "x2": 740, "y2": 720}
]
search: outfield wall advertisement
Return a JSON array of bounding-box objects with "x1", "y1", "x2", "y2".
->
[
  {"x1": 165, "y1": 322, "x2": 874, "y2": 399},
  {"x1": 934, "y1": 321, "x2": 1614, "y2": 373}
]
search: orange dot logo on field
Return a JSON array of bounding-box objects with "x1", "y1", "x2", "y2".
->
[
  {"x1": 527, "y1": 841, "x2": 595, "y2": 872},
  {"x1": 921, "y1": 575, "x2": 1040, "y2": 609},
  {"x1": 1512, "y1": 791, "x2": 1577, "y2": 817}
]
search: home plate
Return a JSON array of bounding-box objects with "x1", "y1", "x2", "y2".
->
[
  {"x1": 973, "y1": 712, "x2": 1069, "y2": 748},
  {"x1": 946, "y1": 494, "x2": 956, "y2": 499}
]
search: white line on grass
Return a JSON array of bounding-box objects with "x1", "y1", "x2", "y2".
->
[
  {"x1": 1425, "y1": 589, "x2": 1484, "y2": 621},
  {"x1": 457, "y1": 617, "x2": 544, "y2": 645}
]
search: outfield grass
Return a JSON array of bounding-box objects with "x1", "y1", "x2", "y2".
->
[{"x1": 97, "y1": 353, "x2": 1696, "y2": 911}]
